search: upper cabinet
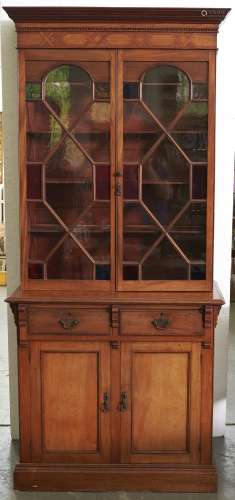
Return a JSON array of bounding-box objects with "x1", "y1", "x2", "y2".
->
[
  {"x1": 24, "y1": 51, "x2": 115, "y2": 290},
  {"x1": 117, "y1": 50, "x2": 211, "y2": 291},
  {"x1": 7, "y1": 6, "x2": 229, "y2": 292}
]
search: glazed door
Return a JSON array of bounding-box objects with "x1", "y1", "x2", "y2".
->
[
  {"x1": 120, "y1": 342, "x2": 201, "y2": 464},
  {"x1": 30, "y1": 341, "x2": 111, "y2": 463},
  {"x1": 117, "y1": 50, "x2": 213, "y2": 291},
  {"x1": 24, "y1": 49, "x2": 115, "y2": 290}
]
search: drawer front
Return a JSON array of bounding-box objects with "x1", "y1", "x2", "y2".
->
[
  {"x1": 121, "y1": 308, "x2": 204, "y2": 336},
  {"x1": 28, "y1": 307, "x2": 111, "y2": 335}
]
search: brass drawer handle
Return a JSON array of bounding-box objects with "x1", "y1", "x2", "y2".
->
[
  {"x1": 101, "y1": 392, "x2": 110, "y2": 413},
  {"x1": 119, "y1": 391, "x2": 128, "y2": 412},
  {"x1": 59, "y1": 316, "x2": 79, "y2": 330},
  {"x1": 152, "y1": 313, "x2": 170, "y2": 330}
]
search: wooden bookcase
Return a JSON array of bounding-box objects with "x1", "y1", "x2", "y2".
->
[{"x1": 5, "y1": 6, "x2": 230, "y2": 492}]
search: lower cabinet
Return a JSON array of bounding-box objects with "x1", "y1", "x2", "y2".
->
[
  {"x1": 29, "y1": 340, "x2": 201, "y2": 465},
  {"x1": 29, "y1": 341, "x2": 111, "y2": 463},
  {"x1": 120, "y1": 342, "x2": 201, "y2": 464}
]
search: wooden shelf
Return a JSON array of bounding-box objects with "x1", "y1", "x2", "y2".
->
[
  {"x1": 30, "y1": 224, "x2": 111, "y2": 234},
  {"x1": 142, "y1": 180, "x2": 187, "y2": 185},
  {"x1": 46, "y1": 179, "x2": 92, "y2": 184}
]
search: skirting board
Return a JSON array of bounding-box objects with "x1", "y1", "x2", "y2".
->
[{"x1": 14, "y1": 463, "x2": 217, "y2": 492}]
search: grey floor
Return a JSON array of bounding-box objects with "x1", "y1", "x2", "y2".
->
[{"x1": 0, "y1": 286, "x2": 235, "y2": 499}]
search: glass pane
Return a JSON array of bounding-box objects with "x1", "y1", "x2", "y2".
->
[
  {"x1": 44, "y1": 65, "x2": 93, "y2": 129},
  {"x1": 192, "y1": 83, "x2": 208, "y2": 101},
  {"x1": 124, "y1": 133, "x2": 158, "y2": 163},
  {"x1": 72, "y1": 232, "x2": 110, "y2": 262},
  {"x1": 95, "y1": 82, "x2": 110, "y2": 100},
  {"x1": 29, "y1": 232, "x2": 63, "y2": 261},
  {"x1": 26, "y1": 101, "x2": 63, "y2": 162},
  {"x1": 46, "y1": 183, "x2": 93, "y2": 227},
  {"x1": 73, "y1": 102, "x2": 110, "y2": 163},
  {"x1": 170, "y1": 232, "x2": 206, "y2": 261},
  {"x1": 191, "y1": 264, "x2": 206, "y2": 280},
  {"x1": 28, "y1": 201, "x2": 62, "y2": 229},
  {"x1": 142, "y1": 65, "x2": 190, "y2": 127},
  {"x1": 124, "y1": 202, "x2": 156, "y2": 228},
  {"x1": 123, "y1": 82, "x2": 139, "y2": 99},
  {"x1": 171, "y1": 131, "x2": 208, "y2": 162},
  {"x1": 173, "y1": 102, "x2": 208, "y2": 130},
  {"x1": 26, "y1": 82, "x2": 41, "y2": 100},
  {"x1": 28, "y1": 262, "x2": 44, "y2": 279},
  {"x1": 46, "y1": 136, "x2": 92, "y2": 181},
  {"x1": 142, "y1": 238, "x2": 188, "y2": 280},
  {"x1": 172, "y1": 202, "x2": 206, "y2": 233},
  {"x1": 143, "y1": 183, "x2": 189, "y2": 227},
  {"x1": 27, "y1": 62, "x2": 111, "y2": 282},
  {"x1": 124, "y1": 165, "x2": 139, "y2": 200},
  {"x1": 27, "y1": 164, "x2": 42, "y2": 199},
  {"x1": 142, "y1": 138, "x2": 189, "y2": 182},
  {"x1": 124, "y1": 233, "x2": 158, "y2": 262},
  {"x1": 96, "y1": 165, "x2": 110, "y2": 200},
  {"x1": 123, "y1": 61, "x2": 208, "y2": 282},
  {"x1": 123, "y1": 265, "x2": 139, "y2": 280},
  {"x1": 192, "y1": 165, "x2": 207, "y2": 199},
  {"x1": 96, "y1": 264, "x2": 110, "y2": 280},
  {"x1": 72, "y1": 201, "x2": 110, "y2": 227},
  {"x1": 47, "y1": 236, "x2": 93, "y2": 280},
  {"x1": 124, "y1": 101, "x2": 161, "y2": 133}
]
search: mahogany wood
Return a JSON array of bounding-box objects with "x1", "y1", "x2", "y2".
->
[{"x1": 4, "y1": 6, "x2": 229, "y2": 493}]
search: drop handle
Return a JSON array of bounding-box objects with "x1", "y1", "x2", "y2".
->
[
  {"x1": 101, "y1": 392, "x2": 110, "y2": 413},
  {"x1": 119, "y1": 391, "x2": 128, "y2": 412},
  {"x1": 59, "y1": 316, "x2": 79, "y2": 329},
  {"x1": 152, "y1": 313, "x2": 170, "y2": 330}
]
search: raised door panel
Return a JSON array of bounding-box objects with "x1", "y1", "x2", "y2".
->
[
  {"x1": 22, "y1": 49, "x2": 115, "y2": 290},
  {"x1": 30, "y1": 341, "x2": 111, "y2": 463},
  {"x1": 117, "y1": 49, "x2": 214, "y2": 292},
  {"x1": 121, "y1": 342, "x2": 201, "y2": 464}
]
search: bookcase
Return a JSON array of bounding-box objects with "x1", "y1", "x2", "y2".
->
[{"x1": 5, "y1": 6, "x2": 230, "y2": 492}]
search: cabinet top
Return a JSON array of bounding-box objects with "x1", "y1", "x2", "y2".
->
[
  {"x1": 6, "y1": 282, "x2": 224, "y2": 306},
  {"x1": 3, "y1": 7, "x2": 230, "y2": 27}
]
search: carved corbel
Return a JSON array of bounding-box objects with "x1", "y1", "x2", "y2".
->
[
  {"x1": 111, "y1": 305, "x2": 119, "y2": 329},
  {"x1": 199, "y1": 305, "x2": 213, "y2": 329}
]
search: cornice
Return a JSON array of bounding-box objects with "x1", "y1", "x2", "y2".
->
[{"x1": 3, "y1": 7, "x2": 230, "y2": 26}]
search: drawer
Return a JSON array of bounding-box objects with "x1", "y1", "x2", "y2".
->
[
  {"x1": 120, "y1": 308, "x2": 204, "y2": 336},
  {"x1": 28, "y1": 307, "x2": 111, "y2": 335}
]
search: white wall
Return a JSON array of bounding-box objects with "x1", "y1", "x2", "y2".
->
[{"x1": 1, "y1": 0, "x2": 235, "y2": 439}]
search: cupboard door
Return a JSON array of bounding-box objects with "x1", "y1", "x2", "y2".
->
[
  {"x1": 24, "y1": 50, "x2": 115, "y2": 290},
  {"x1": 117, "y1": 50, "x2": 212, "y2": 292},
  {"x1": 30, "y1": 341, "x2": 111, "y2": 463},
  {"x1": 121, "y1": 342, "x2": 201, "y2": 464}
]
